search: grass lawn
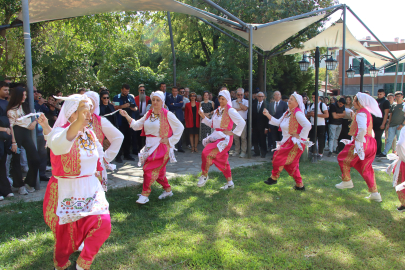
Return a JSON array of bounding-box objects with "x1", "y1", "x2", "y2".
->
[{"x1": 1, "y1": 160, "x2": 405, "y2": 270}]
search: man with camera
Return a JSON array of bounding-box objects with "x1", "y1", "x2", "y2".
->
[{"x1": 113, "y1": 84, "x2": 138, "y2": 163}]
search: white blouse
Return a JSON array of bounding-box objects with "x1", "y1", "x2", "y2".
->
[
  {"x1": 99, "y1": 117, "x2": 124, "y2": 163},
  {"x1": 45, "y1": 126, "x2": 109, "y2": 225},
  {"x1": 129, "y1": 111, "x2": 184, "y2": 166},
  {"x1": 269, "y1": 110, "x2": 311, "y2": 147},
  {"x1": 387, "y1": 126, "x2": 405, "y2": 190},
  {"x1": 341, "y1": 113, "x2": 368, "y2": 160}
]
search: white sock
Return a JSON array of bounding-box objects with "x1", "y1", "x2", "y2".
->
[
  {"x1": 227, "y1": 180, "x2": 234, "y2": 186},
  {"x1": 371, "y1": 192, "x2": 379, "y2": 196},
  {"x1": 76, "y1": 263, "x2": 85, "y2": 270}
]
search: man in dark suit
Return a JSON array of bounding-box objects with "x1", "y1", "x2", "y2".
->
[
  {"x1": 252, "y1": 92, "x2": 269, "y2": 158},
  {"x1": 269, "y1": 91, "x2": 288, "y2": 151},
  {"x1": 166, "y1": 86, "x2": 185, "y2": 152}
]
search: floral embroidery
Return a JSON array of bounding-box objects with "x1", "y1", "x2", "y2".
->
[
  {"x1": 61, "y1": 139, "x2": 81, "y2": 176},
  {"x1": 60, "y1": 195, "x2": 96, "y2": 210},
  {"x1": 92, "y1": 115, "x2": 104, "y2": 142}
]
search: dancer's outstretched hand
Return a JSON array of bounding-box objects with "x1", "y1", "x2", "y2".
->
[
  {"x1": 119, "y1": 109, "x2": 128, "y2": 117},
  {"x1": 263, "y1": 108, "x2": 271, "y2": 120}
]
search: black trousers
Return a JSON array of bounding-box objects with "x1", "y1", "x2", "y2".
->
[
  {"x1": 11, "y1": 126, "x2": 40, "y2": 188},
  {"x1": 131, "y1": 129, "x2": 138, "y2": 154},
  {"x1": 374, "y1": 127, "x2": 384, "y2": 155},
  {"x1": 309, "y1": 125, "x2": 326, "y2": 154},
  {"x1": 175, "y1": 121, "x2": 184, "y2": 150},
  {"x1": 118, "y1": 123, "x2": 132, "y2": 157},
  {"x1": 0, "y1": 152, "x2": 12, "y2": 196},
  {"x1": 270, "y1": 125, "x2": 282, "y2": 150},
  {"x1": 253, "y1": 127, "x2": 267, "y2": 155},
  {"x1": 36, "y1": 135, "x2": 47, "y2": 177},
  {"x1": 134, "y1": 130, "x2": 145, "y2": 152}
]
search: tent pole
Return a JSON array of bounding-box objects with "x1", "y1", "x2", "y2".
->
[
  {"x1": 167, "y1": 12, "x2": 176, "y2": 86},
  {"x1": 21, "y1": 0, "x2": 39, "y2": 189},
  {"x1": 313, "y1": 47, "x2": 320, "y2": 163},
  {"x1": 247, "y1": 24, "x2": 253, "y2": 159},
  {"x1": 325, "y1": 47, "x2": 329, "y2": 97},
  {"x1": 255, "y1": 4, "x2": 343, "y2": 29},
  {"x1": 347, "y1": 6, "x2": 397, "y2": 60},
  {"x1": 198, "y1": 18, "x2": 262, "y2": 56},
  {"x1": 341, "y1": 5, "x2": 347, "y2": 96},
  {"x1": 394, "y1": 62, "x2": 399, "y2": 92},
  {"x1": 200, "y1": 0, "x2": 247, "y2": 28},
  {"x1": 401, "y1": 62, "x2": 404, "y2": 92},
  {"x1": 264, "y1": 56, "x2": 267, "y2": 95}
]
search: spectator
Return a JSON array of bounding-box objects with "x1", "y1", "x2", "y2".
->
[
  {"x1": 307, "y1": 92, "x2": 329, "y2": 158},
  {"x1": 34, "y1": 89, "x2": 50, "y2": 114},
  {"x1": 324, "y1": 96, "x2": 330, "y2": 106},
  {"x1": 327, "y1": 97, "x2": 346, "y2": 156},
  {"x1": 252, "y1": 92, "x2": 269, "y2": 158},
  {"x1": 209, "y1": 92, "x2": 213, "y2": 101},
  {"x1": 166, "y1": 86, "x2": 185, "y2": 152},
  {"x1": 184, "y1": 92, "x2": 200, "y2": 153},
  {"x1": 378, "y1": 91, "x2": 405, "y2": 157},
  {"x1": 113, "y1": 84, "x2": 138, "y2": 162},
  {"x1": 373, "y1": 89, "x2": 390, "y2": 155},
  {"x1": 232, "y1": 88, "x2": 249, "y2": 158},
  {"x1": 200, "y1": 91, "x2": 214, "y2": 141},
  {"x1": 387, "y1": 93, "x2": 395, "y2": 105},
  {"x1": 230, "y1": 90, "x2": 237, "y2": 101},
  {"x1": 7, "y1": 87, "x2": 40, "y2": 194},
  {"x1": 282, "y1": 95, "x2": 289, "y2": 102},
  {"x1": 252, "y1": 91, "x2": 257, "y2": 102},
  {"x1": 99, "y1": 90, "x2": 117, "y2": 127},
  {"x1": 184, "y1": 87, "x2": 190, "y2": 100},
  {"x1": 45, "y1": 95, "x2": 59, "y2": 127},
  {"x1": 0, "y1": 81, "x2": 13, "y2": 200},
  {"x1": 159, "y1": 82, "x2": 168, "y2": 100},
  {"x1": 337, "y1": 96, "x2": 354, "y2": 152},
  {"x1": 77, "y1": 88, "x2": 86, "y2": 94},
  {"x1": 134, "y1": 84, "x2": 150, "y2": 151},
  {"x1": 386, "y1": 93, "x2": 397, "y2": 153},
  {"x1": 180, "y1": 87, "x2": 191, "y2": 149},
  {"x1": 196, "y1": 95, "x2": 202, "y2": 102},
  {"x1": 244, "y1": 89, "x2": 249, "y2": 100},
  {"x1": 269, "y1": 91, "x2": 288, "y2": 151}
]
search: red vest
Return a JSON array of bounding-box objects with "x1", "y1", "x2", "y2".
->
[
  {"x1": 212, "y1": 104, "x2": 234, "y2": 131},
  {"x1": 185, "y1": 102, "x2": 200, "y2": 128},
  {"x1": 92, "y1": 113, "x2": 104, "y2": 142},
  {"x1": 348, "y1": 108, "x2": 373, "y2": 137},
  {"x1": 141, "y1": 108, "x2": 173, "y2": 138}
]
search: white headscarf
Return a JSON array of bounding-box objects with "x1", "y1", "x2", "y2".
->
[
  {"x1": 291, "y1": 92, "x2": 305, "y2": 112},
  {"x1": 53, "y1": 94, "x2": 92, "y2": 128},
  {"x1": 85, "y1": 91, "x2": 100, "y2": 116},
  {"x1": 356, "y1": 92, "x2": 382, "y2": 117},
  {"x1": 218, "y1": 89, "x2": 232, "y2": 107},
  {"x1": 150, "y1": 91, "x2": 165, "y2": 108}
]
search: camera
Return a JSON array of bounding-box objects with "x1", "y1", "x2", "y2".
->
[{"x1": 129, "y1": 103, "x2": 136, "y2": 108}]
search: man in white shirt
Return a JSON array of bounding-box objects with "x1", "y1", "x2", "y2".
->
[
  {"x1": 232, "y1": 88, "x2": 249, "y2": 158},
  {"x1": 306, "y1": 92, "x2": 329, "y2": 158}
]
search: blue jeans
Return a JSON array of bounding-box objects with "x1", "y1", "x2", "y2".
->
[
  {"x1": 328, "y1": 124, "x2": 342, "y2": 152},
  {"x1": 382, "y1": 126, "x2": 401, "y2": 155}
]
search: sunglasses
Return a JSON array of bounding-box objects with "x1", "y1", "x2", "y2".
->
[
  {"x1": 33, "y1": 90, "x2": 37, "y2": 93},
  {"x1": 102, "y1": 97, "x2": 109, "y2": 99},
  {"x1": 139, "y1": 90, "x2": 145, "y2": 92}
]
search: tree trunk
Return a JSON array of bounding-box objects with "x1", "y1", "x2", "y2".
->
[{"x1": 257, "y1": 53, "x2": 264, "y2": 92}]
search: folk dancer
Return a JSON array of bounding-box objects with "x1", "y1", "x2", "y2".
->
[
  {"x1": 336, "y1": 92, "x2": 383, "y2": 202},
  {"x1": 119, "y1": 91, "x2": 184, "y2": 204},
  {"x1": 39, "y1": 95, "x2": 111, "y2": 270},
  {"x1": 262, "y1": 92, "x2": 312, "y2": 190},
  {"x1": 197, "y1": 89, "x2": 246, "y2": 189},
  {"x1": 85, "y1": 91, "x2": 124, "y2": 191}
]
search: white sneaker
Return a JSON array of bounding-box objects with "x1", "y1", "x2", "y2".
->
[
  {"x1": 158, "y1": 191, "x2": 173, "y2": 199},
  {"x1": 220, "y1": 183, "x2": 234, "y2": 190},
  {"x1": 197, "y1": 175, "x2": 209, "y2": 187},
  {"x1": 239, "y1": 152, "x2": 246, "y2": 158},
  {"x1": 232, "y1": 152, "x2": 239, "y2": 157},
  {"x1": 25, "y1": 184, "x2": 35, "y2": 193},
  {"x1": 6, "y1": 193, "x2": 14, "y2": 198},
  {"x1": 136, "y1": 195, "x2": 149, "y2": 204},
  {"x1": 77, "y1": 242, "x2": 84, "y2": 252},
  {"x1": 335, "y1": 180, "x2": 354, "y2": 189},
  {"x1": 0, "y1": 196, "x2": 3, "y2": 201},
  {"x1": 18, "y1": 187, "x2": 28, "y2": 195},
  {"x1": 46, "y1": 166, "x2": 52, "y2": 171},
  {"x1": 365, "y1": 192, "x2": 382, "y2": 202}
]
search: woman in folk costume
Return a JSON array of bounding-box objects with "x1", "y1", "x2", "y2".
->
[
  {"x1": 39, "y1": 95, "x2": 111, "y2": 270},
  {"x1": 335, "y1": 92, "x2": 383, "y2": 202},
  {"x1": 262, "y1": 92, "x2": 312, "y2": 190},
  {"x1": 197, "y1": 89, "x2": 245, "y2": 190},
  {"x1": 386, "y1": 107, "x2": 405, "y2": 211},
  {"x1": 85, "y1": 91, "x2": 124, "y2": 191},
  {"x1": 119, "y1": 91, "x2": 184, "y2": 204}
]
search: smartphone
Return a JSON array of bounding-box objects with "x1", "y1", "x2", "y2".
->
[
  {"x1": 113, "y1": 102, "x2": 120, "y2": 106},
  {"x1": 9, "y1": 145, "x2": 21, "y2": 154}
]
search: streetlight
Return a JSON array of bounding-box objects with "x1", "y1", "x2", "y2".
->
[
  {"x1": 298, "y1": 46, "x2": 338, "y2": 162},
  {"x1": 346, "y1": 59, "x2": 379, "y2": 93}
]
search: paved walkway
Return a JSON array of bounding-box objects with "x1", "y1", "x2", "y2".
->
[{"x1": 0, "y1": 146, "x2": 392, "y2": 207}]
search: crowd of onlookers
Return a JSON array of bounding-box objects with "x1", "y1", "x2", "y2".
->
[{"x1": 0, "y1": 79, "x2": 403, "y2": 201}]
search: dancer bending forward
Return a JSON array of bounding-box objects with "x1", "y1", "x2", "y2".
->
[
  {"x1": 262, "y1": 92, "x2": 312, "y2": 190},
  {"x1": 336, "y1": 92, "x2": 382, "y2": 202},
  {"x1": 197, "y1": 89, "x2": 245, "y2": 189},
  {"x1": 40, "y1": 95, "x2": 111, "y2": 270},
  {"x1": 120, "y1": 91, "x2": 184, "y2": 204}
]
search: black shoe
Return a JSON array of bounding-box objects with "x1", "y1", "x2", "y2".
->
[
  {"x1": 253, "y1": 153, "x2": 260, "y2": 157},
  {"x1": 293, "y1": 185, "x2": 305, "y2": 191},
  {"x1": 124, "y1": 155, "x2": 135, "y2": 161},
  {"x1": 397, "y1": 205, "x2": 405, "y2": 212},
  {"x1": 40, "y1": 176, "x2": 50, "y2": 182},
  {"x1": 178, "y1": 149, "x2": 185, "y2": 153},
  {"x1": 261, "y1": 154, "x2": 266, "y2": 158},
  {"x1": 333, "y1": 150, "x2": 339, "y2": 154},
  {"x1": 115, "y1": 156, "x2": 123, "y2": 163},
  {"x1": 377, "y1": 153, "x2": 386, "y2": 158},
  {"x1": 264, "y1": 177, "x2": 277, "y2": 185},
  {"x1": 327, "y1": 152, "x2": 332, "y2": 157}
]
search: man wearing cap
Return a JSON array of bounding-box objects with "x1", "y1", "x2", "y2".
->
[
  {"x1": 327, "y1": 97, "x2": 346, "y2": 156},
  {"x1": 134, "y1": 84, "x2": 150, "y2": 151},
  {"x1": 307, "y1": 92, "x2": 329, "y2": 158}
]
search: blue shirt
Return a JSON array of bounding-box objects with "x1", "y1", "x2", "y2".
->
[{"x1": 112, "y1": 93, "x2": 138, "y2": 126}]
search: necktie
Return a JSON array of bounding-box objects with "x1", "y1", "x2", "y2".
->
[
  {"x1": 258, "y1": 102, "x2": 261, "y2": 111},
  {"x1": 275, "y1": 101, "x2": 278, "y2": 112}
]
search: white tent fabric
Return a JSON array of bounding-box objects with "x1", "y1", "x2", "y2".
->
[
  {"x1": 18, "y1": 0, "x2": 214, "y2": 23},
  {"x1": 285, "y1": 22, "x2": 386, "y2": 60},
  {"x1": 214, "y1": 14, "x2": 326, "y2": 52}
]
